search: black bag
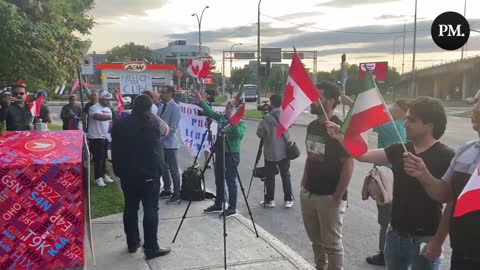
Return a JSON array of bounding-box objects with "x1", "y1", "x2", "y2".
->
[
  {"x1": 181, "y1": 166, "x2": 205, "y2": 201},
  {"x1": 272, "y1": 114, "x2": 301, "y2": 160}
]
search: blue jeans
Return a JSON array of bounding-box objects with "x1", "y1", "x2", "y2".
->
[
  {"x1": 264, "y1": 159, "x2": 293, "y2": 202},
  {"x1": 384, "y1": 226, "x2": 441, "y2": 270},
  {"x1": 162, "y1": 149, "x2": 181, "y2": 196},
  {"x1": 214, "y1": 152, "x2": 239, "y2": 210}
]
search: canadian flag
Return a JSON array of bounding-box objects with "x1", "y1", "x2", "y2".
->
[
  {"x1": 453, "y1": 164, "x2": 480, "y2": 217},
  {"x1": 277, "y1": 53, "x2": 320, "y2": 138},
  {"x1": 186, "y1": 58, "x2": 210, "y2": 79},
  {"x1": 69, "y1": 78, "x2": 80, "y2": 95}
]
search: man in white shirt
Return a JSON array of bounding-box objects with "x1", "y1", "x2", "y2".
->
[{"x1": 88, "y1": 91, "x2": 114, "y2": 187}]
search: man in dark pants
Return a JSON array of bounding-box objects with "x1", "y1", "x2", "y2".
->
[
  {"x1": 256, "y1": 94, "x2": 294, "y2": 208},
  {"x1": 112, "y1": 94, "x2": 171, "y2": 260},
  {"x1": 87, "y1": 91, "x2": 113, "y2": 187}
]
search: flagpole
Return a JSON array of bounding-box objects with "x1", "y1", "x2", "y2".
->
[
  {"x1": 366, "y1": 69, "x2": 408, "y2": 153},
  {"x1": 77, "y1": 66, "x2": 85, "y2": 109}
]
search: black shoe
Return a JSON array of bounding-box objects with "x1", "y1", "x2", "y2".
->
[
  {"x1": 366, "y1": 252, "x2": 385, "y2": 266},
  {"x1": 204, "y1": 204, "x2": 223, "y2": 213},
  {"x1": 145, "y1": 247, "x2": 171, "y2": 260},
  {"x1": 128, "y1": 242, "x2": 141, "y2": 253},
  {"x1": 166, "y1": 195, "x2": 181, "y2": 204},
  {"x1": 159, "y1": 190, "x2": 172, "y2": 199},
  {"x1": 219, "y1": 209, "x2": 237, "y2": 218}
]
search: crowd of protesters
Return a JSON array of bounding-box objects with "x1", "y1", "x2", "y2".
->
[{"x1": 1, "y1": 80, "x2": 479, "y2": 269}]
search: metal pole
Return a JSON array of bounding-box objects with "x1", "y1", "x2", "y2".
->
[
  {"x1": 402, "y1": 23, "x2": 406, "y2": 75},
  {"x1": 392, "y1": 39, "x2": 396, "y2": 70},
  {"x1": 257, "y1": 0, "x2": 262, "y2": 106},
  {"x1": 229, "y1": 44, "x2": 242, "y2": 95},
  {"x1": 222, "y1": 51, "x2": 226, "y2": 95},
  {"x1": 411, "y1": 0, "x2": 418, "y2": 97},
  {"x1": 461, "y1": 0, "x2": 467, "y2": 59}
]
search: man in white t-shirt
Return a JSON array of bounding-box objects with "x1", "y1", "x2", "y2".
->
[{"x1": 88, "y1": 91, "x2": 114, "y2": 187}]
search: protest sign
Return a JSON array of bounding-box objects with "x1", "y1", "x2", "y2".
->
[
  {"x1": 119, "y1": 74, "x2": 153, "y2": 95},
  {"x1": 179, "y1": 103, "x2": 224, "y2": 156}
]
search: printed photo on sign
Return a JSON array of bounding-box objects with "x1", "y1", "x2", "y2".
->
[{"x1": 306, "y1": 134, "x2": 326, "y2": 156}]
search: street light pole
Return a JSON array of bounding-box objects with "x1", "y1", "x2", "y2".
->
[
  {"x1": 192, "y1": 5, "x2": 209, "y2": 58},
  {"x1": 461, "y1": 0, "x2": 467, "y2": 59},
  {"x1": 230, "y1": 43, "x2": 243, "y2": 79},
  {"x1": 257, "y1": 0, "x2": 262, "y2": 106}
]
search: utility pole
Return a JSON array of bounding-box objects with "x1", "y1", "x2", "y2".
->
[
  {"x1": 411, "y1": 0, "x2": 418, "y2": 97},
  {"x1": 257, "y1": 0, "x2": 262, "y2": 106},
  {"x1": 461, "y1": 0, "x2": 467, "y2": 59},
  {"x1": 402, "y1": 23, "x2": 406, "y2": 75}
]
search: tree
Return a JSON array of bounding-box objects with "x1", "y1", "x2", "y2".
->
[
  {"x1": 267, "y1": 66, "x2": 286, "y2": 94},
  {"x1": 230, "y1": 67, "x2": 256, "y2": 87},
  {"x1": 0, "y1": 0, "x2": 94, "y2": 92},
  {"x1": 105, "y1": 43, "x2": 153, "y2": 63}
]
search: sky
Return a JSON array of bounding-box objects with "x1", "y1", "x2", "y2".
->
[{"x1": 87, "y1": 0, "x2": 480, "y2": 73}]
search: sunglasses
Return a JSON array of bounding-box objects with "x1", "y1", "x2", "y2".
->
[{"x1": 13, "y1": 92, "x2": 25, "y2": 96}]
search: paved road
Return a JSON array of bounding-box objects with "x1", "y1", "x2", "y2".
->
[{"x1": 173, "y1": 114, "x2": 476, "y2": 270}]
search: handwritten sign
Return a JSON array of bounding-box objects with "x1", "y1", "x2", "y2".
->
[
  {"x1": 0, "y1": 131, "x2": 85, "y2": 269},
  {"x1": 119, "y1": 74, "x2": 153, "y2": 95},
  {"x1": 179, "y1": 103, "x2": 224, "y2": 156}
]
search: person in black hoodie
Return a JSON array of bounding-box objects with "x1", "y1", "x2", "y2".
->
[{"x1": 111, "y1": 94, "x2": 171, "y2": 260}]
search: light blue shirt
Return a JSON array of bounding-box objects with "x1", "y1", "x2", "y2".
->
[{"x1": 158, "y1": 99, "x2": 181, "y2": 149}]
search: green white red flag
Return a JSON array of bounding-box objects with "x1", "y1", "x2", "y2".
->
[{"x1": 341, "y1": 71, "x2": 390, "y2": 156}]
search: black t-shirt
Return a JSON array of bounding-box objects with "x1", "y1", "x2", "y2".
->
[
  {"x1": 304, "y1": 116, "x2": 349, "y2": 200},
  {"x1": 385, "y1": 142, "x2": 454, "y2": 235}
]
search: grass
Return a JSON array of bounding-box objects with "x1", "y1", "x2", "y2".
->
[
  {"x1": 245, "y1": 109, "x2": 263, "y2": 120},
  {"x1": 90, "y1": 176, "x2": 124, "y2": 219},
  {"x1": 48, "y1": 123, "x2": 62, "y2": 130},
  {"x1": 212, "y1": 95, "x2": 228, "y2": 105}
]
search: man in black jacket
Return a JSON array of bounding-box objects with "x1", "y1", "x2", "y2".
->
[{"x1": 111, "y1": 94, "x2": 171, "y2": 260}]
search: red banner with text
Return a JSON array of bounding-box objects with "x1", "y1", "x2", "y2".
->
[
  {"x1": 0, "y1": 131, "x2": 85, "y2": 270},
  {"x1": 359, "y1": 61, "x2": 388, "y2": 82}
]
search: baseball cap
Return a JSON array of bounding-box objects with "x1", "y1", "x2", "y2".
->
[
  {"x1": 99, "y1": 91, "x2": 113, "y2": 100},
  {"x1": 0, "y1": 90, "x2": 11, "y2": 98}
]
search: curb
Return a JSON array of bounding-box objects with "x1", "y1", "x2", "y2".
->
[{"x1": 234, "y1": 214, "x2": 315, "y2": 270}]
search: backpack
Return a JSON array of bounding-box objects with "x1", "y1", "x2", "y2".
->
[{"x1": 181, "y1": 166, "x2": 205, "y2": 201}]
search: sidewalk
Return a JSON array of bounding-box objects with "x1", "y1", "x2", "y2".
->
[{"x1": 85, "y1": 199, "x2": 314, "y2": 270}]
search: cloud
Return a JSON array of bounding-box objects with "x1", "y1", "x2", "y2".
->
[
  {"x1": 90, "y1": 0, "x2": 168, "y2": 19},
  {"x1": 167, "y1": 22, "x2": 305, "y2": 44},
  {"x1": 276, "y1": 11, "x2": 325, "y2": 21},
  {"x1": 316, "y1": 0, "x2": 400, "y2": 8},
  {"x1": 266, "y1": 20, "x2": 434, "y2": 51},
  {"x1": 375, "y1": 14, "x2": 407, "y2": 20}
]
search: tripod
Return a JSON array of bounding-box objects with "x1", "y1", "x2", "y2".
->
[
  {"x1": 172, "y1": 118, "x2": 215, "y2": 243},
  {"x1": 172, "y1": 124, "x2": 259, "y2": 270}
]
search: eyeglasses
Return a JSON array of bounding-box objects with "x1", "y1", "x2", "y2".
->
[{"x1": 13, "y1": 92, "x2": 25, "y2": 96}]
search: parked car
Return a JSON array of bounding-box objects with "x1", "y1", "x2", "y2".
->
[{"x1": 465, "y1": 97, "x2": 475, "y2": 104}]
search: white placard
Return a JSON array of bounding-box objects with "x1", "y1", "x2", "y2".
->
[
  {"x1": 119, "y1": 74, "x2": 153, "y2": 94},
  {"x1": 179, "y1": 102, "x2": 225, "y2": 156}
]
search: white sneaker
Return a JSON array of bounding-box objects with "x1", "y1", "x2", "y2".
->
[
  {"x1": 259, "y1": 201, "x2": 275, "y2": 208},
  {"x1": 284, "y1": 201, "x2": 294, "y2": 208},
  {"x1": 103, "y1": 174, "x2": 114, "y2": 183},
  {"x1": 95, "y1": 177, "x2": 106, "y2": 187}
]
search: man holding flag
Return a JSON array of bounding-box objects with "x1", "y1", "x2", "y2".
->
[
  {"x1": 326, "y1": 72, "x2": 455, "y2": 270},
  {"x1": 193, "y1": 87, "x2": 246, "y2": 218},
  {"x1": 404, "y1": 89, "x2": 480, "y2": 269}
]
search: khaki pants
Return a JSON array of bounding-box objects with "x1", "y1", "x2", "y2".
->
[{"x1": 300, "y1": 190, "x2": 347, "y2": 270}]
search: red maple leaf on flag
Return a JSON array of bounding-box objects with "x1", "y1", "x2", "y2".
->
[{"x1": 282, "y1": 82, "x2": 295, "y2": 111}]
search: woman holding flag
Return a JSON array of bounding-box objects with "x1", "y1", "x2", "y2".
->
[{"x1": 192, "y1": 88, "x2": 246, "y2": 218}]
